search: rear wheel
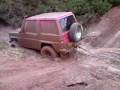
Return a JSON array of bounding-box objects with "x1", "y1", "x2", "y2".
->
[{"x1": 41, "y1": 46, "x2": 57, "y2": 58}]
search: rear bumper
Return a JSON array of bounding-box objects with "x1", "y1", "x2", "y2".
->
[
  {"x1": 53, "y1": 42, "x2": 78, "y2": 54},
  {"x1": 60, "y1": 48, "x2": 74, "y2": 54},
  {"x1": 59, "y1": 43, "x2": 77, "y2": 54}
]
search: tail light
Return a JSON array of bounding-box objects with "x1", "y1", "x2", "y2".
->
[{"x1": 61, "y1": 31, "x2": 70, "y2": 44}]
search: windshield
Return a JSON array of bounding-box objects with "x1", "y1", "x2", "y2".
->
[{"x1": 60, "y1": 15, "x2": 75, "y2": 32}]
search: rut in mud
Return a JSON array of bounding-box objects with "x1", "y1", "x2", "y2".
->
[{"x1": 0, "y1": 7, "x2": 120, "y2": 90}]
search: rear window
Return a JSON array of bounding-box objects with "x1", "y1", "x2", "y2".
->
[{"x1": 60, "y1": 15, "x2": 75, "y2": 32}]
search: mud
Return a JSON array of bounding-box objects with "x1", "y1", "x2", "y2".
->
[{"x1": 0, "y1": 7, "x2": 120, "y2": 90}]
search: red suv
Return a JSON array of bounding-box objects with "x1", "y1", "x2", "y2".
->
[{"x1": 9, "y1": 12, "x2": 83, "y2": 58}]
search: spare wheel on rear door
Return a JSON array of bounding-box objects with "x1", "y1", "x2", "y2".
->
[{"x1": 69, "y1": 23, "x2": 83, "y2": 42}]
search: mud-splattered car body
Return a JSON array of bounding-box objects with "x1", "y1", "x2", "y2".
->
[{"x1": 9, "y1": 12, "x2": 83, "y2": 57}]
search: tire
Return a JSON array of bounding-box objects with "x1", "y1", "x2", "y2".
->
[
  {"x1": 41, "y1": 46, "x2": 57, "y2": 58},
  {"x1": 69, "y1": 23, "x2": 83, "y2": 42},
  {"x1": 10, "y1": 41, "x2": 18, "y2": 48}
]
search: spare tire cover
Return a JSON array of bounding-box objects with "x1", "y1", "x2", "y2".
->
[{"x1": 69, "y1": 23, "x2": 83, "y2": 42}]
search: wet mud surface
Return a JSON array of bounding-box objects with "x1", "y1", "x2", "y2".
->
[{"x1": 0, "y1": 7, "x2": 120, "y2": 90}]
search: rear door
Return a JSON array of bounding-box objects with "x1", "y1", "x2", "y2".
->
[
  {"x1": 19, "y1": 20, "x2": 40, "y2": 49},
  {"x1": 59, "y1": 15, "x2": 76, "y2": 43}
]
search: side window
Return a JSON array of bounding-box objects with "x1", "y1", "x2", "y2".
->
[
  {"x1": 40, "y1": 20, "x2": 58, "y2": 34},
  {"x1": 25, "y1": 21, "x2": 37, "y2": 33}
]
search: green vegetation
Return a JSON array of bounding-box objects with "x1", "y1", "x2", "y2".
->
[
  {"x1": 0, "y1": 0, "x2": 120, "y2": 27},
  {"x1": 0, "y1": 42, "x2": 8, "y2": 50}
]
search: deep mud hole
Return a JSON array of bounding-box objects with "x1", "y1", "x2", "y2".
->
[{"x1": 0, "y1": 7, "x2": 120, "y2": 90}]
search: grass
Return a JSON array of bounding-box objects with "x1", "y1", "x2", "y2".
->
[{"x1": 0, "y1": 42, "x2": 8, "y2": 50}]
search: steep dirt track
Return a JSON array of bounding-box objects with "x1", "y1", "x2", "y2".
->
[
  {"x1": 0, "y1": 7, "x2": 120, "y2": 90},
  {"x1": 82, "y1": 7, "x2": 120, "y2": 48},
  {"x1": 1, "y1": 48, "x2": 120, "y2": 90}
]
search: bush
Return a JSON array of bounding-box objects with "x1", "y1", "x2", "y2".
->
[
  {"x1": 109, "y1": 0, "x2": 120, "y2": 6},
  {"x1": 0, "y1": 0, "x2": 119, "y2": 27},
  {"x1": 91, "y1": 0, "x2": 112, "y2": 15},
  {"x1": 66, "y1": 0, "x2": 112, "y2": 22}
]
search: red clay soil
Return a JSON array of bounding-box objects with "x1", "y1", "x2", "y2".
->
[
  {"x1": 83, "y1": 7, "x2": 120, "y2": 48},
  {"x1": 0, "y1": 7, "x2": 120, "y2": 90}
]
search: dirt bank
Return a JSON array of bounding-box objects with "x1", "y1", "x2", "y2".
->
[{"x1": 82, "y1": 7, "x2": 120, "y2": 48}]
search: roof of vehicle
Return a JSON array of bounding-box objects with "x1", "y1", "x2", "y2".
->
[{"x1": 26, "y1": 12, "x2": 73, "y2": 20}]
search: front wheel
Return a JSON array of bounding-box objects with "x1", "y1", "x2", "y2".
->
[
  {"x1": 41, "y1": 46, "x2": 57, "y2": 58},
  {"x1": 10, "y1": 41, "x2": 18, "y2": 48}
]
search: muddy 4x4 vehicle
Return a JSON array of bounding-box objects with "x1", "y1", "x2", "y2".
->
[{"x1": 9, "y1": 12, "x2": 83, "y2": 58}]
